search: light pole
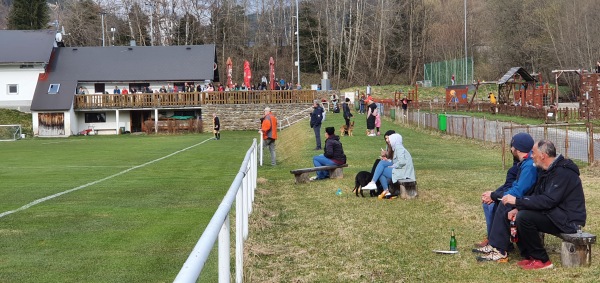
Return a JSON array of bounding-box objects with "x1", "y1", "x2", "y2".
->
[
  {"x1": 100, "y1": 12, "x2": 106, "y2": 47},
  {"x1": 145, "y1": 2, "x2": 154, "y2": 46},
  {"x1": 464, "y1": 0, "x2": 468, "y2": 84},
  {"x1": 295, "y1": 0, "x2": 300, "y2": 86}
]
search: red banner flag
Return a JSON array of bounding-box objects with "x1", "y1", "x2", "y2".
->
[
  {"x1": 243, "y1": 60, "x2": 252, "y2": 88},
  {"x1": 269, "y1": 57, "x2": 275, "y2": 90}
]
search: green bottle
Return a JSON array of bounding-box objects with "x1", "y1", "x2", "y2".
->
[{"x1": 449, "y1": 229, "x2": 457, "y2": 251}]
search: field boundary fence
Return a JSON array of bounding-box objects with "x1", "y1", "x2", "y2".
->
[
  {"x1": 174, "y1": 139, "x2": 258, "y2": 283},
  {"x1": 388, "y1": 108, "x2": 598, "y2": 166}
]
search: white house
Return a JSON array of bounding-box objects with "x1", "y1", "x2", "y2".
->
[
  {"x1": 30, "y1": 44, "x2": 219, "y2": 137},
  {"x1": 0, "y1": 30, "x2": 56, "y2": 112}
]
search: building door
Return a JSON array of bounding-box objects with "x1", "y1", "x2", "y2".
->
[{"x1": 131, "y1": 110, "x2": 152, "y2": 133}]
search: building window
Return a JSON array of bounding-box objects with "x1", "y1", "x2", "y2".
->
[
  {"x1": 48, "y1": 84, "x2": 60, "y2": 94},
  {"x1": 7, "y1": 84, "x2": 18, "y2": 95},
  {"x1": 84, "y1": 112, "x2": 106, "y2": 123},
  {"x1": 94, "y1": 83, "x2": 105, "y2": 94}
]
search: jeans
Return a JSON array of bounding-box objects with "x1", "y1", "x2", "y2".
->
[
  {"x1": 372, "y1": 159, "x2": 393, "y2": 189},
  {"x1": 482, "y1": 202, "x2": 496, "y2": 237},
  {"x1": 313, "y1": 154, "x2": 337, "y2": 179},
  {"x1": 313, "y1": 125, "x2": 322, "y2": 149},
  {"x1": 263, "y1": 138, "x2": 276, "y2": 165},
  {"x1": 488, "y1": 203, "x2": 514, "y2": 253}
]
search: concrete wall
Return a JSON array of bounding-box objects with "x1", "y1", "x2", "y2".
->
[{"x1": 202, "y1": 103, "x2": 313, "y2": 131}]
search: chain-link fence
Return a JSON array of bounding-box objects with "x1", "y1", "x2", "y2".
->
[
  {"x1": 389, "y1": 108, "x2": 598, "y2": 166},
  {"x1": 424, "y1": 57, "x2": 474, "y2": 87}
]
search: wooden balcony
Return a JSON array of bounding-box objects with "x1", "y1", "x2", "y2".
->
[{"x1": 74, "y1": 90, "x2": 317, "y2": 110}]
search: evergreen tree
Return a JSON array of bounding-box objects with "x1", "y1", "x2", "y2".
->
[{"x1": 7, "y1": 0, "x2": 50, "y2": 30}]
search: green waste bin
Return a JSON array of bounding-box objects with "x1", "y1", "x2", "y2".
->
[
  {"x1": 120, "y1": 127, "x2": 126, "y2": 134},
  {"x1": 390, "y1": 109, "x2": 395, "y2": 120},
  {"x1": 439, "y1": 114, "x2": 447, "y2": 131},
  {"x1": 355, "y1": 101, "x2": 360, "y2": 110}
]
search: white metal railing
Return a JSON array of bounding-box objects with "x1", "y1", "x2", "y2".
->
[{"x1": 174, "y1": 139, "x2": 258, "y2": 283}]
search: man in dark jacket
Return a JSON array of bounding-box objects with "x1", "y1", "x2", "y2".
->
[
  {"x1": 310, "y1": 100, "x2": 324, "y2": 150},
  {"x1": 502, "y1": 139, "x2": 586, "y2": 270},
  {"x1": 310, "y1": 127, "x2": 346, "y2": 180}
]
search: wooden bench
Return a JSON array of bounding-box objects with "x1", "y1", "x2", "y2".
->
[
  {"x1": 360, "y1": 178, "x2": 418, "y2": 199},
  {"x1": 541, "y1": 231, "x2": 597, "y2": 267},
  {"x1": 290, "y1": 164, "x2": 348, "y2": 184},
  {"x1": 391, "y1": 179, "x2": 418, "y2": 199}
]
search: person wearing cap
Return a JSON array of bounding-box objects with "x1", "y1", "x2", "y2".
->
[
  {"x1": 502, "y1": 140, "x2": 586, "y2": 270},
  {"x1": 310, "y1": 127, "x2": 346, "y2": 180},
  {"x1": 260, "y1": 107, "x2": 278, "y2": 166},
  {"x1": 310, "y1": 100, "x2": 325, "y2": 150},
  {"x1": 474, "y1": 132, "x2": 538, "y2": 262}
]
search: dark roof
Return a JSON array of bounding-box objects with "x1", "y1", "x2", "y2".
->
[
  {"x1": 31, "y1": 45, "x2": 218, "y2": 111},
  {"x1": 0, "y1": 30, "x2": 56, "y2": 64},
  {"x1": 497, "y1": 67, "x2": 536, "y2": 84}
]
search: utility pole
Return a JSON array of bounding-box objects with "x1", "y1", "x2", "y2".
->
[
  {"x1": 100, "y1": 12, "x2": 106, "y2": 47},
  {"x1": 295, "y1": 0, "x2": 300, "y2": 86}
]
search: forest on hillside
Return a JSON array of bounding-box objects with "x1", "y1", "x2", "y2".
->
[{"x1": 2, "y1": 0, "x2": 600, "y2": 92}]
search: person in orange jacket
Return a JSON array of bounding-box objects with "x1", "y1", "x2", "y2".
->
[{"x1": 260, "y1": 107, "x2": 278, "y2": 165}]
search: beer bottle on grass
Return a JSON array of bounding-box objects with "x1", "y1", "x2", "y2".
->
[{"x1": 449, "y1": 229, "x2": 457, "y2": 251}]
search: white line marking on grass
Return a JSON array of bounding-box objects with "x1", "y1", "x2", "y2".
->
[
  {"x1": 0, "y1": 138, "x2": 215, "y2": 219},
  {"x1": 41, "y1": 140, "x2": 84, "y2": 145}
]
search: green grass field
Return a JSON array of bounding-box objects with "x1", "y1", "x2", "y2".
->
[
  {"x1": 0, "y1": 133, "x2": 258, "y2": 282},
  {"x1": 2, "y1": 110, "x2": 600, "y2": 282}
]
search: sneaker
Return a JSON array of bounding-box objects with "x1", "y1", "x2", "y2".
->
[
  {"x1": 472, "y1": 244, "x2": 494, "y2": 254},
  {"x1": 363, "y1": 182, "x2": 377, "y2": 190},
  {"x1": 476, "y1": 248, "x2": 508, "y2": 262},
  {"x1": 309, "y1": 176, "x2": 318, "y2": 181},
  {"x1": 521, "y1": 259, "x2": 553, "y2": 270},
  {"x1": 517, "y1": 257, "x2": 534, "y2": 267},
  {"x1": 368, "y1": 133, "x2": 376, "y2": 136},
  {"x1": 474, "y1": 238, "x2": 489, "y2": 248}
]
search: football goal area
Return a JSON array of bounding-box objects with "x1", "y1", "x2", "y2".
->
[{"x1": 0, "y1": 124, "x2": 23, "y2": 141}]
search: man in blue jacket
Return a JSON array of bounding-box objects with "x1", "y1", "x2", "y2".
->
[
  {"x1": 475, "y1": 132, "x2": 538, "y2": 262},
  {"x1": 502, "y1": 140, "x2": 586, "y2": 270},
  {"x1": 310, "y1": 100, "x2": 324, "y2": 150}
]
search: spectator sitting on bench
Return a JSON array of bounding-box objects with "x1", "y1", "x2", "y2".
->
[
  {"x1": 367, "y1": 130, "x2": 396, "y2": 193},
  {"x1": 502, "y1": 140, "x2": 586, "y2": 270},
  {"x1": 310, "y1": 127, "x2": 347, "y2": 181},
  {"x1": 474, "y1": 132, "x2": 537, "y2": 262},
  {"x1": 363, "y1": 133, "x2": 415, "y2": 199}
]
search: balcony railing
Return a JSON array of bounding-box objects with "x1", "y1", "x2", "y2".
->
[{"x1": 73, "y1": 90, "x2": 317, "y2": 110}]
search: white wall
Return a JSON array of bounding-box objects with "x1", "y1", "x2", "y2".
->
[
  {"x1": 0, "y1": 65, "x2": 46, "y2": 112},
  {"x1": 75, "y1": 110, "x2": 131, "y2": 135}
]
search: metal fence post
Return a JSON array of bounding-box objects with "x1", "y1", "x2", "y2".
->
[{"x1": 218, "y1": 216, "x2": 231, "y2": 283}]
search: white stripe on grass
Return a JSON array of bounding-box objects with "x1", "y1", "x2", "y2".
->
[{"x1": 0, "y1": 138, "x2": 215, "y2": 219}]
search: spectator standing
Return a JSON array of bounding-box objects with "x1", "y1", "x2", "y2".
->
[
  {"x1": 502, "y1": 140, "x2": 586, "y2": 270},
  {"x1": 401, "y1": 97, "x2": 410, "y2": 117},
  {"x1": 260, "y1": 107, "x2": 278, "y2": 166},
  {"x1": 451, "y1": 74, "x2": 456, "y2": 85},
  {"x1": 113, "y1": 86, "x2": 121, "y2": 94},
  {"x1": 310, "y1": 100, "x2": 325, "y2": 150},
  {"x1": 359, "y1": 93, "x2": 366, "y2": 114},
  {"x1": 366, "y1": 99, "x2": 377, "y2": 136},
  {"x1": 212, "y1": 113, "x2": 220, "y2": 140},
  {"x1": 342, "y1": 97, "x2": 353, "y2": 134}
]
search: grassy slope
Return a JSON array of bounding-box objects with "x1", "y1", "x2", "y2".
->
[{"x1": 247, "y1": 110, "x2": 600, "y2": 282}]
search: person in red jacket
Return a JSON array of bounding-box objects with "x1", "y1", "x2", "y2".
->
[{"x1": 260, "y1": 107, "x2": 278, "y2": 166}]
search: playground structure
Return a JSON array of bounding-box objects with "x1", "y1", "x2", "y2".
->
[
  {"x1": 444, "y1": 67, "x2": 555, "y2": 110},
  {"x1": 577, "y1": 71, "x2": 600, "y2": 120}
]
